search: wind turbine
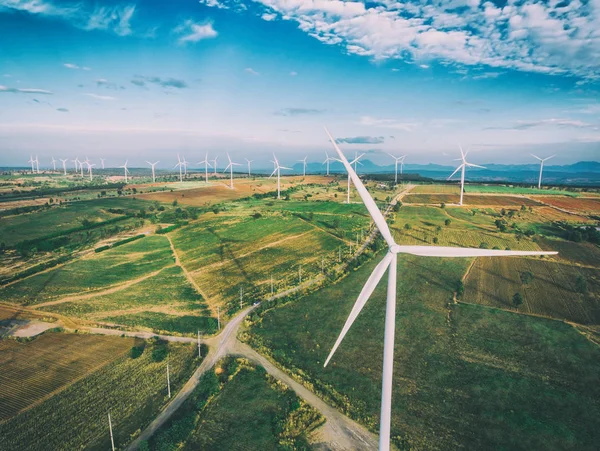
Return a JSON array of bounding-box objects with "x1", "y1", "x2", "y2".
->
[
  {"x1": 212, "y1": 156, "x2": 218, "y2": 176},
  {"x1": 197, "y1": 153, "x2": 212, "y2": 182},
  {"x1": 298, "y1": 156, "x2": 308, "y2": 176},
  {"x1": 100, "y1": 158, "x2": 105, "y2": 169},
  {"x1": 86, "y1": 161, "x2": 95, "y2": 181},
  {"x1": 531, "y1": 154, "x2": 555, "y2": 189},
  {"x1": 34, "y1": 155, "x2": 40, "y2": 173},
  {"x1": 448, "y1": 145, "x2": 485, "y2": 206},
  {"x1": 79, "y1": 157, "x2": 85, "y2": 177},
  {"x1": 60, "y1": 158, "x2": 68, "y2": 175},
  {"x1": 51, "y1": 157, "x2": 57, "y2": 171},
  {"x1": 387, "y1": 153, "x2": 406, "y2": 184},
  {"x1": 27, "y1": 155, "x2": 35, "y2": 173},
  {"x1": 72, "y1": 158, "x2": 80, "y2": 174},
  {"x1": 323, "y1": 127, "x2": 557, "y2": 451},
  {"x1": 323, "y1": 151, "x2": 335, "y2": 176},
  {"x1": 270, "y1": 153, "x2": 291, "y2": 199},
  {"x1": 345, "y1": 153, "x2": 364, "y2": 204},
  {"x1": 181, "y1": 155, "x2": 189, "y2": 176},
  {"x1": 120, "y1": 160, "x2": 130, "y2": 183},
  {"x1": 174, "y1": 155, "x2": 184, "y2": 182},
  {"x1": 223, "y1": 152, "x2": 241, "y2": 189},
  {"x1": 146, "y1": 161, "x2": 159, "y2": 183},
  {"x1": 245, "y1": 158, "x2": 254, "y2": 177},
  {"x1": 353, "y1": 151, "x2": 363, "y2": 174}
]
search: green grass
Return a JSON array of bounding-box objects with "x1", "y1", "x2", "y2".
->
[
  {"x1": 0, "y1": 336, "x2": 199, "y2": 451},
  {"x1": 246, "y1": 254, "x2": 600, "y2": 450},
  {"x1": 102, "y1": 311, "x2": 217, "y2": 335}
]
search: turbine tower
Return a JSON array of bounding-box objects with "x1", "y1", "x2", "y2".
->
[
  {"x1": 72, "y1": 158, "x2": 80, "y2": 174},
  {"x1": 245, "y1": 158, "x2": 254, "y2": 177},
  {"x1": 531, "y1": 154, "x2": 555, "y2": 189},
  {"x1": 323, "y1": 127, "x2": 557, "y2": 451},
  {"x1": 120, "y1": 160, "x2": 130, "y2": 183},
  {"x1": 270, "y1": 153, "x2": 291, "y2": 199},
  {"x1": 448, "y1": 145, "x2": 485, "y2": 206},
  {"x1": 100, "y1": 158, "x2": 105, "y2": 169},
  {"x1": 323, "y1": 151, "x2": 335, "y2": 176},
  {"x1": 387, "y1": 153, "x2": 406, "y2": 184},
  {"x1": 345, "y1": 153, "x2": 364, "y2": 204},
  {"x1": 86, "y1": 161, "x2": 95, "y2": 181},
  {"x1": 27, "y1": 155, "x2": 35, "y2": 173},
  {"x1": 181, "y1": 155, "x2": 189, "y2": 176},
  {"x1": 298, "y1": 156, "x2": 307, "y2": 176},
  {"x1": 34, "y1": 155, "x2": 40, "y2": 173},
  {"x1": 60, "y1": 158, "x2": 68, "y2": 175},
  {"x1": 223, "y1": 152, "x2": 241, "y2": 189},
  {"x1": 79, "y1": 157, "x2": 85, "y2": 177},
  {"x1": 51, "y1": 157, "x2": 57, "y2": 171},
  {"x1": 174, "y1": 154, "x2": 184, "y2": 182},
  {"x1": 146, "y1": 161, "x2": 159, "y2": 183},
  {"x1": 212, "y1": 156, "x2": 218, "y2": 176},
  {"x1": 197, "y1": 153, "x2": 212, "y2": 183}
]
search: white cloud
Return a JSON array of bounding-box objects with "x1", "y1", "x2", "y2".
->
[
  {"x1": 83, "y1": 93, "x2": 116, "y2": 100},
  {"x1": 64, "y1": 63, "x2": 79, "y2": 69},
  {"x1": 174, "y1": 20, "x2": 218, "y2": 44},
  {"x1": 289, "y1": 71, "x2": 298, "y2": 76},
  {"x1": 245, "y1": 67, "x2": 260, "y2": 76},
  {"x1": 359, "y1": 116, "x2": 419, "y2": 131},
  {"x1": 419, "y1": 64, "x2": 429, "y2": 69},
  {"x1": 0, "y1": 84, "x2": 53, "y2": 94},
  {"x1": 262, "y1": 12, "x2": 277, "y2": 21}
]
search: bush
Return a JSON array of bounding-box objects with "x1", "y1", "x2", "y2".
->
[
  {"x1": 576, "y1": 276, "x2": 588, "y2": 294},
  {"x1": 130, "y1": 345, "x2": 145, "y2": 359},
  {"x1": 512, "y1": 292, "x2": 523, "y2": 309},
  {"x1": 151, "y1": 344, "x2": 168, "y2": 362},
  {"x1": 444, "y1": 219, "x2": 451, "y2": 226}
]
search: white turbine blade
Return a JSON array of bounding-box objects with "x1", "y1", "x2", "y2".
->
[
  {"x1": 467, "y1": 163, "x2": 486, "y2": 169},
  {"x1": 223, "y1": 163, "x2": 232, "y2": 172},
  {"x1": 232, "y1": 162, "x2": 242, "y2": 166},
  {"x1": 393, "y1": 245, "x2": 557, "y2": 258},
  {"x1": 324, "y1": 127, "x2": 396, "y2": 248},
  {"x1": 280, "y1": 166, "x2": 292, "y2": 170},
  {"x1": 544, "y1": 155, "x2": 556, "y2": 161},
  {"x1": 458, "y1": 144, "x2": 465, "y2": 161},
  {"x1": 269, "y1": 168, "x2": 277, "y2": 178},
  {"x1": 531, "y1": 154, "x2": 542, "y2": 161},
  {"x1": 324, "y1": 252, "x2": 394, "y2": 367},
  {"x1": 447, "y1": 164, "x2": 463, "y2": 180}
]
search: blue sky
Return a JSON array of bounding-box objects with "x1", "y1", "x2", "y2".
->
[{"x1": 0, "y1": 0, "x2": 599, "y2": 167}]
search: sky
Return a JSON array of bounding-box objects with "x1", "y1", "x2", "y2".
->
[{"x1": 0, "y1": 0, "x2": 599, "y2": 168}]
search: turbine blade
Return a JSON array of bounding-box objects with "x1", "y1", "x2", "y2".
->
[
  {"x1": 467, "y1": 163, "x2": 486, "y2": 169},
  {"x1": 280, "y1": 166, "x2": 292, "y2": 170},
  {"x1": 269, "y1": 168, "x2": 277, "y2": 178},
  {"x1": 545, "y1": 155, "x2": 556, "y2": 161},
  {"x1": 324, "y1": 253, "x2": 394, "y2": 367},
  {"x1": 324, "y1": 127, "x2": 396, "y2": 248},
  {"x1": 531, "y1": 154, "x2": 542, "y2": 161},
  {"x1": 394, "y1": 246, "x2": 557, "y2": 257},
  {"x1": 447, "y1": 165, "x2": 463, "y2": 180}
]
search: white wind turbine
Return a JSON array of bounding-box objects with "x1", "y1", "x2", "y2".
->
[
  {"x1": 86, "y1": 161, "x2": 95, "y2": 181},
  {"x1": 181, "y1": 155, "x2": 189, "y2": 176},
  {"x1": 387, "y1": 153, "x2": 406, "y2": 184},
  {"x1": 245, "y1": 158, "x2": 254, "y2": 177},
  {"x1": 71, "y1": 158, "x2": 80, "y2": 174},
  {"x1": 223, "y1": 152, "x2": 241, "y2": 189},
  {"x1": 298, "y1": 156, "x2": 308, "y2": 176},
  {"x1": 197, "y1": 153, "x2": 212, "y2": 182},
  {"x1": 323, "y1": 127, "x2": 557, "y2": 451},
  {"x1": 212, "y1": 156, "x2": 218, "y2": 175},
  {"x1": 174, "y1": 154, "x2": 184, "y2": 182},
  {"x1": 531, "y1": 154, "x2": 555, "y2": 189},
  {"x1": 100, "y1": 158, "x2": 106, "y2": 169},
  {"x1": 344, "y1": 153, "x2": 364, "y2": 204},
  {"x1": 34, "y1": 155, "x2": 40, "y2": 173},
  {"x1": 447, "y1": 145, "x2": 485, "y2": 206},
  {"x1": 120, "y1": 160, "x2": 130, "y2": 183},
  {"x1": 146, "y1": 160, "x2": 159, "y2": 183},
  {"x1": 79, "y1": 157, "x2": 86, "y2": 177},
  {"x1": 60, "y1": 158, "x2": 68, "y2": 175},
  {"x1": 270, "y1": 153, "x2": 291, "y2": 199},
  {"x1": 323, "y1": 151, "x2": 335, "y2": 176},
  {"x1": 51, "y1": 157, "x2": 57, "y2": 171},
  {"x1": 27, "y1": 155, "x2": 35, "y2": 173}
]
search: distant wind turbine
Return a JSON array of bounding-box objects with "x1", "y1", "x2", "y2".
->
[
  {"x1": 270, "y1": 153, "x2": 291, "y2": 199},
  {"x1": 120, "y1": 160, "x2": 130, "y2": 183},
  {"x1": 27, "y1": 155, "x2": 35, "y2": 173},
  {"x1": 223, "y1": 152, "x2": 241, "y2": 189},
  {"x1": 79, "y1": 157, "x2": 86, "y2": 177},
  {"x1": 60, "y1": 158, "x2": 68, "y2": 175},
  {"x1": 181, "y1": 155, "x2": 189, "y2": 176},
  {"x1": 174, "y1": 154, "x2": 184, "y2": 182},
  {"x1": 323, "y1": 127, "x2": 557, "y2": 451},
  {"x1": 197, "y1": 153, "x2": 212, "y2": 183},
  {"x1": 51, "y1": 157, "x2": 57, "y2": 171},
  {"x1": 212, "y1": 156, "x2": 218, "y2": 176},
  {"x1": 298, "y1": 156, "x2": 307, "y2": 176},
  {"x1": 146, "y1": 160, "x2": 159, "y2": 183},
  {"x1": 100, "y1": 158, "x2": 105, "y2": 169},
  {"x1": 386, "y1": 153, "x2": 406, "y2": 184},
  {"x1": 71, "y1": 158, "x2": 80, "y2": 174},
  {"x1": 447, "y1": 145, "x2": 485, "y2": 206},
  {"x1": 323, "y1": 151, "x2": 335, "y2": 176},
  {"x1": 531, "y1": 154, "x2": 555, "y2": 189},
  {"x1": 86, "y1": 161, "x2": 95, "y2": 181},
  {"x1": 34, "y1": 155, "x2": 40, "y2": 173},
  {"x1": 245, "y1": 158, "x2": 254, "y2": 177},
  {"x1": 345, "y1": 153, "x2": 364, "y2": 204}
]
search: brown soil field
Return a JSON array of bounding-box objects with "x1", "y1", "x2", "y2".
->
[
  {"x1": 463, "y1": 257, "x2": 600, "y2": 325},
  {"x1": 532, "y1": 206, "x2": 594, "y2": 223},
  {"x1": 538, "y1": 238, "x2": 600, "y2": 267},
  {"x1": 536, "y1": 196, "x2": 600, "y2": 214},
  {"x1": 137, "y1": 176, "x2": 331, "y2": 206},
  {"x1": 0, "y1": 333, "x2": 135, "y2": 421},
  {"x1": 403, "y1": 193, "x2": 542, "y2": 206}
]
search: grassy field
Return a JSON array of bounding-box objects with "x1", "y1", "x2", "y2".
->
[
  {"x1": 463, "y1": 257, "x2": 600, "y2": 324},
  {"x1": 246, "y1": 254, "x2": 600, "y2": 450},
  {"x1": 146, "y1": 357, "x2": 323, "y2": 451},
  {"x1": 403, "y1": 193, "x2": 542, "y2": 206},
  {"x1": 0, "y1": 335, "x2": 199, "y2": 451},
  {"x1": 536, "y1": 196, "x2": 600, "y2": 214},
  {"x1": 412, "y1": 184, "x2": 580, "y2": 196}
]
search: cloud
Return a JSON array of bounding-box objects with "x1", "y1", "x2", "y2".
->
[
  {"x1": 174, "y1": 19, "x2": 218, "y2": 44},
  {"x1": 96, "y1": 78, "x2": 121, "y2": 89},
  {"x1": 56, "y1": 107, "x2": 69, "y2": 112},
  {"x1": 0, "y1": 85, "x2": 52, "y2": 95},
  {"x1": 83, "y1": 93, "x2": 116, "y2": 100},
  {"x1": 245, "y1": 67, "x2": 260, "y2": 76},
  {"x1": 64, "y1": 63, "x2": 79, "y2": 69},
  {"x1": 2, "y1": 1, "x2": 139, "y2": 37},
  {"x1": 487, "y1": 118, "x2": 594, "y2": 130},
  {"x1": 471, "y1": 71, "x2": 503, "y2": 80},
  {"x1": 360, "y1": 116, "x2": 419, "y2": 131},
  {"x1": 262, "y1": 12, "x2": 277, "y2": 21},
  {"x1": 289, "y1": 71, "x2": 298, "y2": 76},
  {"x1": 335, "y1": 136, "x2": 385, "y2": 144},
  {"x1": 247, "y1": 0, "x2": 600, "y2": 79},
  {"x1": 419, "y1": 64, "x2": 430, "y2": 69},
  {"x1": 274, "y1": 107, "x2": 324, "y2": 116},
  {"x1": 131, "y1": 76, "x2": 188, "y2": 89}
]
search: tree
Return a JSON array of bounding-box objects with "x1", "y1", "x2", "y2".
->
[
  {"x1": 444, "y1": 219, "x2": 451, "y2": 226},
  {"x1": 172, "y1": 199, "x2": 178, "y2": 207},
  {"x1": 576, "y1": 275, "x2": 588, "y2": 294},
  {"x1": 404, "y1": 223, "x2": 412, "y2": 230},
  {"x1": 520, "y1": 271, "x2": 534, "y2": 285},
  {"x1": 512, "y1": 292, "x2": 523, "y2": 309},
  {"x1": 479, "y1": 242, "x2": 489, "y2": 249},
  {"x1": 440, "y1": 202, "x2": 446, "y2": 209},
  {"x1": 521, "y1": 204, "x2": 527, "y2": 211},
  {"x1": 433, "y1": 237, "x2": 439, "y2": 244}
]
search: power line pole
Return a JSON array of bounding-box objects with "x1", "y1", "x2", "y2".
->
[
  {"x1": 321, "y1": 256, "x2": 325, "y2": 274},
  {"x1": 217, "y1": 307, "x2": 221, "y2": 331},
  {"x1": 197, "y1": 330, "x2": 201, "y2": 358},
  {"x1": 167, "y1": 361, "x2": 171, "y2": 398},
  {"x1": 240, "y1": 286, "x2": 243, "y2": 310},
  {"x1": 338, "y1": 246, "x2": 341, "y2": 263},
  {"x1": 108, "y1": 412, "x2": 115, "y2": 451},
  {"x1": 270, "y1": 274, "x2": 274, "y2": 296},
  {"x1": 298, "y1": 265, "x2": 302, "y2": 284}
]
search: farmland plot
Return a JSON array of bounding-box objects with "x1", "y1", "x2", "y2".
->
[
  {"x1": 404, "y1": 193, "x2": 542, "y2": 206},
  {"x1": 536, "y1": 196, "x2": 600, "y2": 214},
  {"x1": 463, "y1": 257, "x2": 600, "y2": 324}
]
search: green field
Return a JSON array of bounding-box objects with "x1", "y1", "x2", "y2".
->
[
  {"x1": 146, "y1": 357, "x2": 323, "y2": 451},
  {"x1": 246, "y1": 254, "x2": 600, "y2": 449},
  {"x1": 412, "y1": 184, "x2": 580, "y2": 196},
  {"x1": 0, "y1": 334, "x2": 199, "y2": 451}
]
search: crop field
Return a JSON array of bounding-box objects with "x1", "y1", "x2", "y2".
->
[
  {"x1": 463, "y1": 257, "x2": 600, "y2": 324},
  {"x1": 246, "y1": 254, "x2": 600, "y2": 450},
  {"x1": 403, "y1": 193, "x2": 542, "y2": 206},
  {"x1": 412, "y1": 184, "x2": 580, "y2": 196},
  {"x1": 0, "y1": 337, "x2": 198, "y2": 451},
  {"x1": 0, "y1": 333, "x2": 134, "y2": 421},
  {"x1": 536, "y1": 196, "x2": 600, "y2": 214},
  {"x1": 538, "y1": 237, "x2": 600, "y2": 267}
]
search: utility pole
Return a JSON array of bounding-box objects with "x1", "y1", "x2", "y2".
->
[
  {"x1": 321, "y1": 256, "x2": 325, "y2": 274},
  {"x1": 338, "y1": 246, "x2": 341, "y2": 263},
  {"x1": 217, "y1": 307, "x2": 221, "y2": 331},
  {"x1": 270, "y1": 274, "x2": 274, "y2": 296},
  {"x1": 240, "y1": 286, "x2": 243, "y2": 309},
  {"x1": 167, "y1": 362, "x2": 171, "y2": 398},
  {"x1": 108, "y1": 412, "x2": 115, "y2": 451},
  {"x1": 197, "y1": 330, "x2": 201, "y2": 358},
  {"x1": 298, "y1": 265, "x2": 302, "y2": 284}
]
